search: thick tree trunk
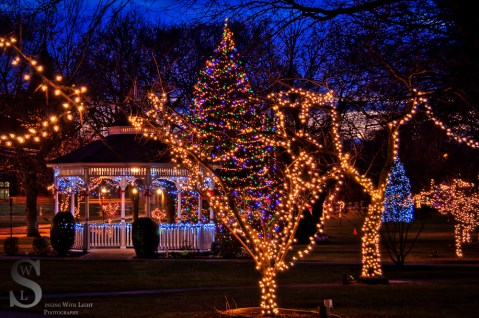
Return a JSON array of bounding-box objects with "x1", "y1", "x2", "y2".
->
[
  {"x1": 25, "y1": 170, "x2": 40, "y2": 237},
  {"x1": 259, "y1": 266, "x2": 278, "y2": 316},
  {"x1": 454, "y1": 223, "x2": 471, "y2": 257},
  {"x1": 360, "y1": 201, "x2": 384, "y2": 280}
]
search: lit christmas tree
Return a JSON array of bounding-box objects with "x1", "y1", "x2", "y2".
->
[
  {"x1": 141, "y1": 20, "x2": 338, "y2": 315},
  {"x1": 189, "y1": 19, "x2": 284, "y2": 314},
  {"x1": 189, "y1": 18, "x2": 280, "y2": 229},
  {"x1": 383, "y1": 158, "x2": 414, "y2": 223}
]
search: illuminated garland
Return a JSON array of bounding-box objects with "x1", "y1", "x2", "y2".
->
[
  {"x1": 55, "y1": 177, "x2": 86, "y2": 194},
  {"x1": 425, "y1": 104, "x2": 479, "y2": 149},
  {"x1": 417, "y1": 179, "x2": 479, "y2": 257},
  {"x1": 89, "y1": 176, "x2": 146, "y2": 196}
]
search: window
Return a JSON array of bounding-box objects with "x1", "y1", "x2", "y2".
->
[{"x1": 0, "y1": 181, "x2": 10, "y2": 199}]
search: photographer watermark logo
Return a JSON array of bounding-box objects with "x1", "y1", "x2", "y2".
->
[{"x1": 9, "y1": 259, "x2": 42, "y2": 308}]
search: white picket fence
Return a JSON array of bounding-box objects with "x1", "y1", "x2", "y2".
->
[{"x1": 72, "y1": 222, "x2": 216, "y2": 251}]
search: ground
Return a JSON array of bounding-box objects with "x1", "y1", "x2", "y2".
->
[{"x1": 1, "y1": 204, "x2": 478, "y2": 317}]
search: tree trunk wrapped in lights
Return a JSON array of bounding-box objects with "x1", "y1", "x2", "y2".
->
[
  {"x1": 0, "y1": 36, "x2": 89, "y2": 237},
  {"x1": 417, "y1": 179, "x2": 479, "y2": 257},
  {"x1": 361, "y1": 202, "x2": 384, "y2": 278},
  {"x1": 269, "y1": 88, "x2": 423, "y2": 281},
  {"x1": 136, "y1": 20, "x2": 340, "y2": 315}
]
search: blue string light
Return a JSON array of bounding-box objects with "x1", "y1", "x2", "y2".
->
[{"x1": 383, "y1": 158, "x2": 414, "y2": 223}]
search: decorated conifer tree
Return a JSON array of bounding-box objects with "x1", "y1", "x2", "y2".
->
[
  {"x1": 383, "y1": 158, "x2": 414, "y2": 223},
  {"x1": 189, "y1": 18, "x2": 281, "y2": 240},
  {"x1": 380, "y1": 158, "x2": 421, "y2": 266},
  {"x1": 140, "y1": 20, "x2": 338, "y2": 315}
]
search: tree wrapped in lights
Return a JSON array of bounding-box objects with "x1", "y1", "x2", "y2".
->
[
  {"x1": 383, "y1": 158, "x2": 414, "y2": 223},
  {"x1": 269, "y1": 88, "x2": 423, "y2": 281},
  {"x1": 178, "y1": 188, "x2": 199, "y2": 223},
  {"x1": 138, "y1": 20, "x2": 339, "y2": 315},
  {"x1": 1, "y1": 36, "x2": 89, "y2": 236},
  {"x1": 418, "y1": 179, "x2": 479, "y2": 257}
]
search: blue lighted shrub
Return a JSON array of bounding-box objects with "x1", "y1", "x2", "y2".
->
[{"x1": 211, "y1": 231, "x2": 245, "y2": 258}]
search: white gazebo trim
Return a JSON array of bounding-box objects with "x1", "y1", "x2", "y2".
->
[
  {"x1": 46, "y1": 126, "x2": 216, "y2": 251},
  {"x1": 47, "y1": 164, "x2": 215, "y2": 250},
  {"x1": 83, "y1": 169, "x2": 90, "y2": 252},
  {"x1": 176, "y1": 180, "x2": 182, "y2": 223}
]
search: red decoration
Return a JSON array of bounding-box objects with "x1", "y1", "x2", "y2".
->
[{"x1": 306, "y1": 204, "x2": 313, "y2": 215}]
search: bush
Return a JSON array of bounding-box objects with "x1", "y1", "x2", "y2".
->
[
  {"x1": 33, "y1": 236, "x2": 52, "y2": 256},
  {"x1": 4, "y1": 237, "x2": 19, "y2": 255},
  {"x1": 211, "y1": 232, "x2": 245, "y2": 258},
  {"x1": 132, "y1": 217, "x2": 159, "y2": 258},
  {"x1": 50, "y1": 211, "x2": 76, "y2": 256}
]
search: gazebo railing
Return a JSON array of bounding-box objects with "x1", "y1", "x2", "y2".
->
[
  {"x1": 157, "y1": 223, "x2": 216, "y2": 250},
  {"x1": 72, "y1": 223, "x2": 84, "y2": 250},
  {"x1": 73, "y1": 222, "x2": 216, "y2": 251},
  {"x1": 89, "y1": 223, "x2": 123, "y2": 247}
]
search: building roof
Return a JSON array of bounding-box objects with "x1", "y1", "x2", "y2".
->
[{"x1": 47, "y1": 132, "x2": 170, "y2": 165}]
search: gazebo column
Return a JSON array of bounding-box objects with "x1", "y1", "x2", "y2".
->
[
  {"x1": 209, "y1": 208, "x2": 214, "y2": 223},
  {"x1": 54, "y1": 173, "x2": 59, "y2": 214},
  {"x1": 208, "y1": 178, "x2": 215, "y2": 223},
  {"x1": 120, "y1": 176, "x2": 128, "y2": 249},
  {"x1": 83, "y1": 170, "x2": 90, "y2": 252},
  {"x1": 145, "y1": 168, "x2": 151, "y2": 218},
  {"x1": 176, "y1": 180, "x2": 182, "y2": 223},
  {"x1": 70, "y1": 178, "x2": 76, "y2": 216}
]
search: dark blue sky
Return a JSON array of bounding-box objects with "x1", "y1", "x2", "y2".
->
[{"x1": 87, "y1": 0, "x2": 209, "y2": 25}]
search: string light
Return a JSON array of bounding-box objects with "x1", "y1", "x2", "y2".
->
[
  {"x1": 269, "y1": 88, "x2": 423, "y2": 279},
  {"x1": 425, "y1": 104, "x2": 479, "y2": 149},
  {"x1": 383, "y1": 158, "x2": 414, "y2": 223},
  {"x1": 133, "y1": 20, "x2": 343, "y2": 314},
  {"x1": 417, "y1": 179, "x2": 479, "y2": 257},
  {"x1": 0, "y1": 36, "x2": 88, "y2": 147}
]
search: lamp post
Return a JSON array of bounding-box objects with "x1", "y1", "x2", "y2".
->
[
  {"x1": 131, "y1": 187, "x2": 139, "y2": 221},
  {"x1": 156, "y1": 188, "x2": 164, "y2": 210},
  {"x1": 9, "y1": 197, "x2": 13, "y2": 238},
  {"x1": 101, "y1": 187, "x2": 107, "y2": 223}
]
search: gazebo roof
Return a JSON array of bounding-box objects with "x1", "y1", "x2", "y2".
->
[
  {"x1": 48, "y1": 127, "x2": 170, "y2": 165},
  {"x1": 46, "y1": 126, "x2": 191, "y2": 179}
]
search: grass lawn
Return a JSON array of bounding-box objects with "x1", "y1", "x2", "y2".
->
[
  {"x1": 1, "y1": 210, "x2": 478, "y2": 317},
  {"x1": 0, "y1": 259, "x2": 478, "y2": 317}
]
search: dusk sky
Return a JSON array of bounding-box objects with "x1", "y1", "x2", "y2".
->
[{"x1": 90, "y1": 0, "x2": 210, "y2": 25}]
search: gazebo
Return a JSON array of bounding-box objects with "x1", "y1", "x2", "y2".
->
[{"x1": 46, "y1": 126, "x2": 215, "y2": 252}]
